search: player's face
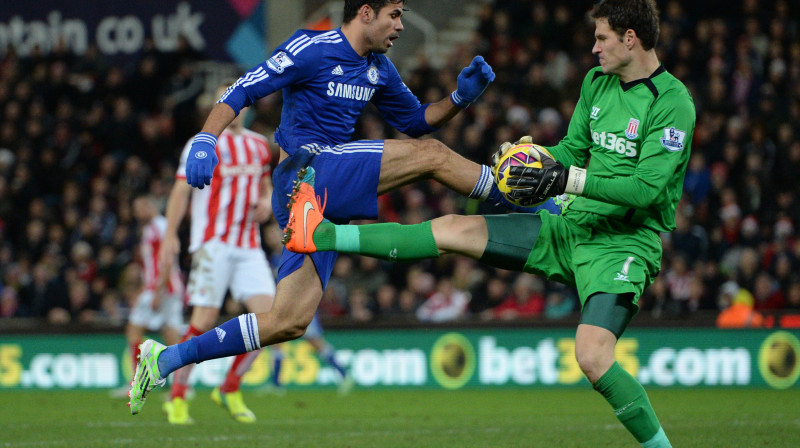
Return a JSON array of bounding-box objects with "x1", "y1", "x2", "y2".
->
[
  {"x1": 366, "y1": 3, "x2": 404, "y2": 54},
  {"x1": 592, "y1": 18, "x2": 630, "y2": 75}
]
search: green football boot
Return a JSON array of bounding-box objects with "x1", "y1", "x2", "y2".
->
[{"x1": 128, "y1": 339, "x2": 167, "y2": 415}]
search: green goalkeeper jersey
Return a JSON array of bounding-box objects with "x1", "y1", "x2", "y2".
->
[{"x1": 546, "y1": 65, "x2": 696, "y2": 233}]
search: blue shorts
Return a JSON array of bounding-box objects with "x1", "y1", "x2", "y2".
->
[{"x1": 273, "y1": 140, "x2": 384, "y2": 290}]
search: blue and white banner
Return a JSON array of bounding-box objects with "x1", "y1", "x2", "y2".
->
[{"x1": 0, "y1": 0, "x2": 268, "y2": 67}]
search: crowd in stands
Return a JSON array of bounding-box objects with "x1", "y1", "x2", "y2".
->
[{"x1": 1, "y1": 0, "x2": 799, "y2": 328}]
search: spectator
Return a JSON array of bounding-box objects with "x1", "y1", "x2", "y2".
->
[
  {"x1": 786, "y1": 280, "x2": 800, "y2": 310},
  {"x1": 1, "y1": 285, "x2": 19, "y2": 318},
  {"x1": 492, "y1": 274, "x2": 546, "y2": 320},
  {"x1": 735, "y1": 247, "x2": 761, "y2": 292},
  {"x1": 416, "y1": 278, "x2": 469, "y2": 323},
  {"x1": 17, "y1": 262, "x2": 60, "y2": 318},
  {"x1": 664, "y1": 253, "x2": 696, "y2": 315},
  {"x1": 70, "y1": 241, "x2": 97, "y2": 284},
  {"x1": 717, "y1": 281, "x2": 764, "y2": 328},
  {"x1": 374, "y1": 284, "x2": 400, "y2": 319},
  {"x1": 350, "y1": 256, "x2": 388, "y2": 298},
  {"x1": 473, "y1": 275, "x2": 510, "y2": 316},
  {"x1": 348, "y1": 287, "x2": 374, "y2": 322},
  {"x1": 397, "y1": 289, "x2": 419, "y2": 317},
  {"x1": 667, "y1": 210, "x2": 709, "y2": 266},
  {"x1": 752, "y1": 272, "x2": 785, "y2": 310},
  {"x1": 544, "y1": 285, "x2": 575, "y2": 320}
]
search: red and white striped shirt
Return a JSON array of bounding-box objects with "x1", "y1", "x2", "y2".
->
[
  {"x1": 141, "y1": 215, "x2": 184, "y2": 294},
  {"x1": 177, "y1": 128, "x2": 272, "y2": 252}
]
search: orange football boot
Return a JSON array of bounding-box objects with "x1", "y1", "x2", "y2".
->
[{"x1": 282, "y1": 167, "x2": 326, "y2": 254}]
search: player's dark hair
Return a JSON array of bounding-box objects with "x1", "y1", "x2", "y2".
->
[
  {"x1": 591, "y1": 0, "x2": 660, "y2": 50},
  {"x1": 343, "y1": 0, "x2": 406, "y2": 24}
]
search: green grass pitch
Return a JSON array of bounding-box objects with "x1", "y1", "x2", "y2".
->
[{"x1": 1, "y1": 388, "x2": 798, "y2": 447}]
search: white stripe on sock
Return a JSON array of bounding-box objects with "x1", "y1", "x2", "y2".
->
[
  {"x1": 469, "y1": 165, "x2": 493, "y2": 200},
  {"x1": 238, "y1": 315, "x2": 253, "y2": 352},
  {"x1": 248, "y1": 314, "x2": 261, "y2": 350},
  {"x1": 238, "y1": 314, "x2": 261, "y2": 352}
]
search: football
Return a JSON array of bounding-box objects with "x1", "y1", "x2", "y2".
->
[{"x1": 492, "y1": 143, "x2": 553, "y2": 207}]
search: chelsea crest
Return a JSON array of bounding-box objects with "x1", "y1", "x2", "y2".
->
[{"x1": 367, "y1": 65, "x2": 379, "y2": 85}]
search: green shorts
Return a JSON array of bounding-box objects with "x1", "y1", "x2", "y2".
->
[{"x1": 482, "y1": 211, "x2": 662, "y2": 309}]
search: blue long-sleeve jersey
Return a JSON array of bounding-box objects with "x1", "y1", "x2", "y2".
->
[{"x1": 219, "y1": 28, "x2": 437, "y2": 155}]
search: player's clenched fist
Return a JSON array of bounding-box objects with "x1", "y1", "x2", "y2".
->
[
  {"x1": 450, "y1": 56, "x2": 496, "y2": 108},
  {"x1": 186, "y1": 132, "x2": 219, "y2": 189}
]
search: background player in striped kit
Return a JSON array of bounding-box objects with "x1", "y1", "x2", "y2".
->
[
  {"x1": 122, "y1": 195, "x2": 184, "y2": 395},
  {"x1": 157, "y1": 83, "x2": 276, "y2": 424}
]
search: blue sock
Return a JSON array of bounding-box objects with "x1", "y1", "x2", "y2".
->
[
  {"x1": 321, "y1": 347, "x2": 347, "y2": 378},
  {"x1": 468, "y1": 165, "x2": 495, "y2": 200},
  {"x1": 157, "y1": 314, "x2": 261, "y2": 378},
  {"x1": 272, "y1": 350, "x2": 284, "y2": 387},
  {"x1": 155, "y1": 344, "x2": 189, "y2": 379}
]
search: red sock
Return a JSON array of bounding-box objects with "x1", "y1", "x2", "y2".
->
[
  {"x1": 220, "y1": 350, "x2": 261, "y2": 393},
  {"x1": 170, "y1": 325, "x2": 203, "y2": 400},
  {"x1": 129, "y1": 339, "x2": 141, "y2": 380}
]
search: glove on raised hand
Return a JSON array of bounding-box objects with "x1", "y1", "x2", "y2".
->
[
  {"x1": 451, "y1": 56, "x2": 496, "y2": 108},
  {"x1": 186, "y1": 132, "x2": 219, "y2": 189},
  {"x1": 504, "y1": 141, "x2": 587, "y2": 204}
]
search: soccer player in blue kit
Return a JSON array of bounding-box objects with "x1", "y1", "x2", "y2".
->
[{"x1": 129, "y1": 0, "x2": 556, "y2": 413}]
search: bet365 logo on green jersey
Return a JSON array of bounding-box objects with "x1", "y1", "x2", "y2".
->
[{"x1": 591, "y1": 130, "x2": 638, "y2": 157}]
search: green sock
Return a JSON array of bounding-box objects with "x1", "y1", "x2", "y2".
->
[
  {"x1": 641, "y1": 427, "x2": 671, "y2": 448},
  {"x1": 312, "y1": 222, "x2": 338, "y2": 250},
  {"x1": 593, "y1": 362, "x2": 670, "y2": 447},
  {"x1": 313, "y1": 221, "x2": 439, "y2": 262}
]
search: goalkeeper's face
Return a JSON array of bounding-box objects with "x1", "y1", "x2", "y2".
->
[
  {"x1": 365, "y1": 3, "x2": 404, "y2": 54},
  {"x1": 592, "y1": 18, "x2": 631, "y2": 76}
]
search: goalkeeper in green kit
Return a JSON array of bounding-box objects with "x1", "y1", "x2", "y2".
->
[{"x1": 283, "y1": 0, "x2": 692, "y2": 446}]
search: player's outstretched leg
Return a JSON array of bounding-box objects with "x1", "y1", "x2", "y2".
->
[
  {"x1": 282, "y1": 167, "x2": 327, "y2": 254},
  {"x1": 282, "y1": 167, "x2": 443, "y2": 261},
  {"x1": 128, "y1": 339, "x2": 167, "y2": 414},
  {"x1": 128, "y1": 313, "x2": 261, "y2": 415}
]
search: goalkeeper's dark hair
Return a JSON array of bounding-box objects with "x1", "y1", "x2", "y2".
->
[
  {"x1": 343, "y1": 1, "x2": 406, "y2": 24},
  {"x1": 591, "y1": 0, "x2": 660, "y2": 51}
]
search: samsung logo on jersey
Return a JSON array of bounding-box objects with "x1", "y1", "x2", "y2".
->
[
  {"x1": 219, "y1": 165, "x2": 263, "y2": 176},
  {"x1": 327, "y1": 82, "x2": 376, "y2": 101}
]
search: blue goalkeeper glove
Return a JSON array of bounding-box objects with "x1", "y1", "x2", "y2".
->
[
  {"x1": 186, "y1": 132, "x2": 219, "y2": 189},
  {"x1": 450, "y1": 56, "x2": 496, "y2": 108}
]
